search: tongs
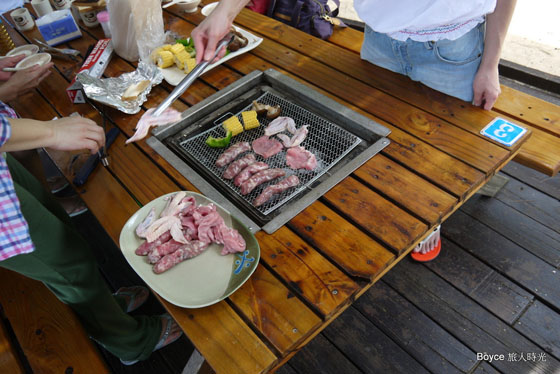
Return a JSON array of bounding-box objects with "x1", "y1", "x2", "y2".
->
[
  {"x1": 34, "y1": 39, "x2": 80, "y2": 61},
  {"x1": 152, "y1": 32, "x2": 235, "y2": 117}
]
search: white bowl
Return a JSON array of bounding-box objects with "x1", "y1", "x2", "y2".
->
[
  {"x1": 201, "y1": 2, "x2": 217, "y2": 16},
  {"x1": 176, "y1": 0, "x2": 201, "y2": 13},
  {"x1": 2, "y1": 53, "x2": 51, "y2": 72},
  {"x1": 6, "y1": 44, "x2": 40, "y2": 58}
]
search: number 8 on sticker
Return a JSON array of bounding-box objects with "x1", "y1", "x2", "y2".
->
[{"x1": 480, "y1": 118, "x2": 527, "y2": 147}]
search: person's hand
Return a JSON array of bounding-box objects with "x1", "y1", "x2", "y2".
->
[
  {"x1": 0, "y1": 62, "x2": 53, "y2": 102},
  {"x1": 191, "y1": 7, "x2": 234, "y2": 64},
  {"x1": 472, "y1": 64, "x2": 501, "y2": 110},
  {"x1": 46, "y1": 116, "x2": 105, "y2": 155},
  {"x1": 0, "y1": 55, "x2": 26, "y2": 81}
]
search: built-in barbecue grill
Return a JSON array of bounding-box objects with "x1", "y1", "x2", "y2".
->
[{"x1": 148, "y1": 69, "x2": 390, "y2": 233}]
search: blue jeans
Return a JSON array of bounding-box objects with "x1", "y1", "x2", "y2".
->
[{"x1": 361, "y1": 23, "x2": 485, "y2": 102}]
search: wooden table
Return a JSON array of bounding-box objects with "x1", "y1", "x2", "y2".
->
[{"x1": 3, "y1": 4, "x2": 534, "y2": 373}]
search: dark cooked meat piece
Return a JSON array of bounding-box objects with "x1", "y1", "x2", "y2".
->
[
  {"x1": 286, "y1": 146, "x2": 317, "y2": 170},
  {"x1": 251, "y1": 135, "x2": 283, "y2": 159},
  {"x1": 223, "y1": 154, "x2": 256, "y2": 179},
  {"x1": 215, "y1": 142, "x2": 251, "y2": 168},
  {"x1": 240, "y1": 168, "x2": 286, "y2": 195},
  {"x1": 254, "y1": 175, "x2": 300, "y2": 207},
  {"x1": 234, "y1": 162, "x2": 268, "y2": 186}
]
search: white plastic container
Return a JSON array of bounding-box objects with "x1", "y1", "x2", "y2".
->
[{"x1": 97, "y1": 10, "x2": 111, "y2": 38}]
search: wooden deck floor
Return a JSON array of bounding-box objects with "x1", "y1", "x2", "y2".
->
[{"x1": 65, "y1": 157, "x2": 560, "y2": 374}]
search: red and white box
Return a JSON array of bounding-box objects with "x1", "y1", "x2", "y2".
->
[{"x1": 66, "y1": 39, "x2": 113, "y2": 104}]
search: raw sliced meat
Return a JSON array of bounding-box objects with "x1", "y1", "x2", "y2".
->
[
  {"x1": 223, "y1": 154, "x2": 256, "y2": 179},
  {"x1": 160, "y1": 191, "x2": 187, "y2": 217},
  {"x1": 148, "y1": 239, "x2": 184, "y2": 264},
  {"x1": 215, "y1": 142, "x2": 251, "y2": 167},
  {"x1": 252, "y1": 136, "x2": 283, "y2": 159},
  {"x1": 276, "y1": 126, "x2": 308, "y2": 147},
  {"x1": 145, "y1": 215, "x2": 187, "y2": 244},
  {"x1": 135, "y1": 207, "x2": 156, "y2": 238},
  {"x1": 213, "y1": 225, "x2": 246, "y2": 255},
  {"x1": 126, "y1": 108, "x2": 182, "y2": 144},
  {"x1": 286, "y1": 146, "x2": 317, "y2": 170},
  {"x1": 234, "y1": 162, "x2": 268, "y2": 187},
  {"x1": 253, "y1": 175, "x2": 300, "y2": 207},
  {"x1": 153, "y1": 241, "x2": 210, "y2": 274},
  {"x1": 240, "y1": 168, "x2": 286, "y2": 195},
  {"x1": 135, "y1": 231, "x2": 171, "y2": 256},
  {"x1": 264, "y1": 116, "x2": 296, "y2": 136}
]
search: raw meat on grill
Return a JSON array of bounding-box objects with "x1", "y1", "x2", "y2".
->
[
  {"x1": 215, "y1": 142, "x2": 251, "y2": 167},
  {"x1": 252, "y1": 136, "x2": 283, "y2": 159},
  {"x1": 135, "y1": 207, "x2": 156, "y2": 238},
  {"x1": 148, "y1": 239, "x2": 184, "y2": 264},
  {"x1": 223, "y1": 154, "x2": 256, "y2": 179},
  {"x1": 234, "y1": 162, "x2": 268, "y2": 187},
  {"x1": 254, "y1": 175, "x2": 300, "y2": 207},
  {"x1": 276, "y1": 125, "x2": 308, "y2": 147},
  {"x1": 264, "y1": 116, "x2": 297, "y2": 136},
  {"x1": 135, "y1": 231, "x2": 171, "y2": 256},
  {"x1": 286, "y1": 146, "x2": 317, "y2": 170},
  {"x1": 126, "y1": 108, "x2": 182, "y2": 144},
  {"x1": 153, "y1": 240, "x2": 210, "y2": 274},
  {"x1": 240, "y1": 168, "x2": 286, "y2": 195}
]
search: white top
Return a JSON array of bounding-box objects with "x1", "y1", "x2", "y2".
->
[
  {"x1": 0, "y1": 0, "x2": 23, "y2": 14},
  {"x1": 354, "y1": 0, "x2": 497, "y2": 41}
]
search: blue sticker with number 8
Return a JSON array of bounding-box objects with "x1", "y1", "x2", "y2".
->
[{"x1": 480, "y1": 118, "x2": 527, "y2": 147}]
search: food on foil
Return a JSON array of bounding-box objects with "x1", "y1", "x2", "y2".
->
[
  {"x1": 264, "y1": 116, "x2": 297, "y2": 136},
  {"x1": 223, "y1": 154, "x2": 256, "y2": 179},
  {"x1": 122, "y1": 80, "x2": 151, "y2": 101},
  {"x1": 215, "y1": 142, "x2": 251, "y2": 167},
  {"x1": 135, "y1": 193, "x2": 246, "y2": 274},
  {"x1": 254, "y1": 175, "x2": 300, "y2": 207},
  {"x1": 286, "y1": 146, "x2": 317, "y2": 170},
  {"x1": 251, "y1": 101, "x2": 281, "y2": 119},
  {"x1": 234, "y1": 162, "x2": 269, "y2": 187},
  {"x1": 206, "y1": 130, "x2": 232, "y2": 148},
  {"x1": 277, "y1": 125, "x2": 308, "y2": 148},
  {"x1": 240, "y1": 168, "x2": 286, "y2": 195},
  {"x1": 126, "y1": 108, "x2": 182, "y2": 144},
  {"x1": 252, "y1": 135, "x2": 283, "y2": 158}
]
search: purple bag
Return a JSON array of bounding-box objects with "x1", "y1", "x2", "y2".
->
[{"x1": 266, "y1": 0, "x2": 344, "y2": 40}]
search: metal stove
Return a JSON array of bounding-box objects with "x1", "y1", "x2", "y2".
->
[{"x1": 148, "y1": 69, "x2": 390, "y2": 233}]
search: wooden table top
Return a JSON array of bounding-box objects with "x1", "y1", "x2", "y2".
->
[{"x1": 3, "y1": 4, "x2": 534, "y2": 373}]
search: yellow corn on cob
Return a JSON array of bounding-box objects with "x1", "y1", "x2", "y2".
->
[
  {"x1": 156, "y1": 51, "x2": 174, "y2": 68},
  {"x1": 173, "y1": 51, "x2": 190, "y2": 69},
  {"x1": 183, "y1": 58, "x2": 196, "y2": 74},
  {"x1": 223, "y1": 116, "x2": 244, "y2": 136},
  {"x1": 241, "y1": 110, "x2": 260, "y2": 130},
  {"x1": 160, "y1": 44, "x2": 172, "y2": 51},
  {"x1": 170, "y1": 43, "x2": 186, "y2": 55}
]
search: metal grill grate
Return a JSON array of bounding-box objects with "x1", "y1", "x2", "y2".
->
[{"x1": 176, "y1": 91, "x2": 362, "y2": 215}]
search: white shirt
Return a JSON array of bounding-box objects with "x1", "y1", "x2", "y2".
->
[
  {"x1": 0, "y1": 0, "x2": 24, "y2": 14},
  {"x1": 354, "y1": 0, "x2": 497, "y2": 41}
]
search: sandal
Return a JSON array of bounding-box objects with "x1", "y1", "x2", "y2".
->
[
  {"x1": 120, "y1": 313, "x2": 183, "y2": 366},
  {"x1": 113, "y1": 286, "x2": 149, "y2": 313}
]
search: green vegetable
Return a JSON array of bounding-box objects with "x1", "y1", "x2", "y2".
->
[
  {"x1": 176, "y1": 37, "x2": 194, "y2": 47},
  {"x1": 205, "y1": 130, "x2": 232, "y2": 148}
]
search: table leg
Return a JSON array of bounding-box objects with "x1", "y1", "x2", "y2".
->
[{"x1": 181, "y1": 349, "x2": 209, "y2": 374}]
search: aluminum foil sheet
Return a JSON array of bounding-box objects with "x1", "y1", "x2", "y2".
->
[{"x1": 77, "y1": 61, "x2": 163, "y2": 114}]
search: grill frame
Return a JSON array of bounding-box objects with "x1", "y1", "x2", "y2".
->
[{"x1": 148, "y1": 69, "x2": 391, "y2": 234}]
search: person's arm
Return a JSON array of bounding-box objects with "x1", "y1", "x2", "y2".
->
[
  {"x1": 191, "y1": 0, "x2": 252, "y2": 64},
  {"x1": 0, "y1": 63, "x2": 53, "y2": 102},
  {"x1": 472, "y1": 0, "x2": 517, "y2": 110},
  {"x1": 0, "y1": 116, "x2": 105, "y2": 154}
]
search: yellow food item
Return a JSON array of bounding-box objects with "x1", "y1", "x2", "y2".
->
[
  {"x1": 173, "y1": 51, "x2": 190, "y2": 69},
  {"x1": 170, "y1": 43, "x2": 186, "y2": 55},
  {"x1": 156, "y1": 51, "x2": 174, "y2": 68},
  {"x1": 183, "y1": 57, "x2": 196, "y2": 73},
  {"x1": 223, "y1": 116, "x2": 244, "y2": 136},
  {"x1": 160, "y1": 44, "x2": 172, "y2": 51},
  {"x1": 151, "y1": 44, "x2": 173, "y2": 63},
  {"x1": 241, "y1": 110, "x2": 260, "y2": 130}
]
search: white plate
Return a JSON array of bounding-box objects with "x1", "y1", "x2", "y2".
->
[
  {"x1": 2, "y1": 52, "x2": 51, "y2": 72},
  {"x1": 201, "y1": 2, "x2": 218, "y2": 16},
  {"x1": 159, "y1": 26, "x2": 263, "y2": 86},
  {"x1": 6, "y1": 44, "x2": 39, "y2": 57},
  {"x1": 119, "y1": 191, "x2": 260, "y2": 308}
]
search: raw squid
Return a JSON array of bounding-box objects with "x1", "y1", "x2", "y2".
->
[{"x1": 125, "y1": 108, "x2": 182, "y2": 144}]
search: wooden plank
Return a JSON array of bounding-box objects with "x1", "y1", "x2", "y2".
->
[
  {"x1": 256, "y1": 227, "x2": 359, "y2": 318},
  {"x1": 460, "y1": 195, "x2": 560, "y2": 267},
  {"x1": 0, "y1": 269, "x2": 110, "y2": 374},
  {"x1": 473, "y1": 362, "x2": 503, "y2": 374},
  {"x1": 289, "y1": 201, "x2": 395, "y2": 280},
  {"x1": 323, "y1": 307, "x2": 431, "y2": 374},
  {"x1": 354, "y1": 154, "x2": 457, "y2": 224},
  {"x1": 425, "y1": 238, "x2": 534, "y2": 324},
  {"x1": 228, "y1": 265, "x2": 322, "y2": 355},
  {"x1": 324, "y1": 176, "x2": 428, "y2": 253},
  {"x1": 0, "y1": 318, "x2": 24, "y2": 374},
  {"x1": 515, "y1": 301, "x2": 560, "y2": 360},
  {"x1": 355, "y1": 282, "x2": 477, "y2": 374},
  {"x1": 162, "y1": 300, "x2": 277, "y2": 374},
  {"x1": 286, "y1": 334, "x2": 362, "y2": 374},
  {"x1": 502, "y1": 161, "x2": 560, "y2": 201},
  {"x1": 383, "y1": 258, "x2": 560, "y2": 374},
  {"x1": 443, "y1": 210, "x2": 560, "y2": 310}
]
